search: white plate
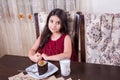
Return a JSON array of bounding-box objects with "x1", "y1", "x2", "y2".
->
[{"x1": 25, "y1": 62, "x2": 58, "y2": 79}]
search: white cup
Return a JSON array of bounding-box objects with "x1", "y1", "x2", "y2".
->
[{"x1": 59, "y1": 59, "x2": 71, "y2": 76}]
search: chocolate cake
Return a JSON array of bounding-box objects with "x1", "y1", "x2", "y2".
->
[{"x1": 37, "y1": 60, "x2": 48, "y2": 75}]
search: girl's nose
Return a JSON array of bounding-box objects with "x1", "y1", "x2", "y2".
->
[{"x1": 52, "y1": 22, "x2": 57, "y2": 27}]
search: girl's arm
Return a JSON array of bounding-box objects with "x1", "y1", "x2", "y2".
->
[
  {"x1": 28, "y1": 35, "x2": 42, "y2": 62},
  {"x1": 42, "y1": 35, "x2": 72, "y2": 61}
]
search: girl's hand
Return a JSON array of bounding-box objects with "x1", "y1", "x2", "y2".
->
[
  {"x1": 30, "y1": 52, "x2": 42, "y2": 62},
  {"x1": 42, "y1": 53, "x2": 48, "y2": 60}
]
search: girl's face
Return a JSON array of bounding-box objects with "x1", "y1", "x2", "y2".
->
[{"x1": 48, "y1": 15, "x2": 61, "y2": 34}]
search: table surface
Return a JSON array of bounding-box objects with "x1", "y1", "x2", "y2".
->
[{"x1": 0, "y1": 55, "x2": 120, "y2": 80}]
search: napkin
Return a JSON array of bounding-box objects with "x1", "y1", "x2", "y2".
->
[
  {"x1": 66, "y1": 78, "x2": 72, "y2": 80},
  {"x1": 8, "y1": 72, "x2": 37, "y2": 80},
  {"x1": 43, "y1": 75, "x2": 58, "y2": 80},
  {"x1": 8, "y1": 72, "x2": 73, "y2": 80},
  {"x1": 44, "y1": 76, "x2": 72, "y2": 80}
]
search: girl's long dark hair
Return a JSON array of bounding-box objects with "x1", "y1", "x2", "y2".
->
[{"x1": 39, "y1": 8, "x2": 69, "y2": 49}]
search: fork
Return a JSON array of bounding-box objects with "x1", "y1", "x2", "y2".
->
[{"x1": 17, "y1": 70, "x2": 38, "y2": 73}]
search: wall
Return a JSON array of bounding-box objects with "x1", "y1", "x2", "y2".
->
[
  {"x1": 80, "y1": 0, "x2": 120, "y2": 14},
  {"x1": 0, "y1": 0, "x2": 37, "y2": 57}
]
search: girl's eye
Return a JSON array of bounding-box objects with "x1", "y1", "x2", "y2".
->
[
  {"x1": 50, "y1": 19, "x2": 53, "y2": 23},
  {"x1": 56, "y1": 21, "x2": 60, "y2": 25},
  {"x1": 49, "y1": 19, "x2": 61, "y2": 25}
]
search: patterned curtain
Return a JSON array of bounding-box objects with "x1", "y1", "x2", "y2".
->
[{"x1": 31, "y1": 0, "x2": 81, "y2": 13}]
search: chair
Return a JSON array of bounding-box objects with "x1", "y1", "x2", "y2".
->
[
  {"x1": 34, "y1": 11, "x2": 82, "y2": 62},
  {"x1": 83, "y1": 13, "x2": 120, "y2": 66}
]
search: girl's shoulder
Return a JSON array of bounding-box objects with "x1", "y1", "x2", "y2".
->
[
  {"x1": 62, "y1": 33, "x2": 70, "y2": 37},
  {"x1": 62, "y1": 34, "x2": 71, "y2": 40}
]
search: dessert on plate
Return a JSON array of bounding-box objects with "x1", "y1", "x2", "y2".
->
[{"x1": 37, "y1": 60, "x2": 48, "y2": 75}]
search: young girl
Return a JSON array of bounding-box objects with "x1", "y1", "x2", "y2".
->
[{"x1": 28, "y1": 8, "x2": 78, "y2": 62}]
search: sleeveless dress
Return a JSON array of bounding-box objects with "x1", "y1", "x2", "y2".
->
[{"x1": 38, "y1": 34, "x2": 78, "y2": 61}]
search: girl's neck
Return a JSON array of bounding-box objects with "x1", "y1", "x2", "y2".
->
[{"x1": 51, "y1": 33, "x2": 62, "y2": 41}]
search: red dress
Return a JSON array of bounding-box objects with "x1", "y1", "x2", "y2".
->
[{"x1": 38, "y1": 34, "x2": 78, "y2": 61}]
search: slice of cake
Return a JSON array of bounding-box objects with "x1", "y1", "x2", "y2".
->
[{"x1": 37, "y1": 60, "x2": 48, "y2": 75}]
